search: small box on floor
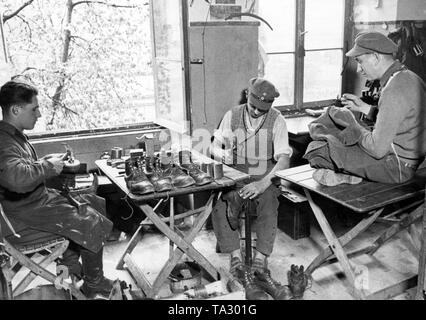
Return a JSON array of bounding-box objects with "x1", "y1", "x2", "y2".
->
[{"x1": 277, "y1": 196, "x2": 311, "y2": 240}]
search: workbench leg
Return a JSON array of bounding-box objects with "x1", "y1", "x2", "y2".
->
[
  {"x1": 305, "y1": 189, "x2": 365, "y2": 300},
  {"x1": 368, "y1": 204, "x2": 423, "y2": 256},
  {"x1": 141, "y1": 194, "x2": 219, "y2": 297},
  {"x1": 116, "y1": 199, "x2": 164, "y2": 270},
  {"x1": 306, "y1": 209, "x2": 383, "y2": 275},
  {"x1": 415, "y1": 197, "x2": 426, "y2": 300}
]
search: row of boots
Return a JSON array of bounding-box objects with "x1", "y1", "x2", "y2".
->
[{"x1": 125, "y1": 152, "x2": 213, "y2": 195}]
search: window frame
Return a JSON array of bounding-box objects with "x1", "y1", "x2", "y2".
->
[
  {"x1": 149, "y1": 0, "x2": 192, "y2": 135},
  {"x1": 262, "y1": 0, "x2": 353, "y2": 112}
]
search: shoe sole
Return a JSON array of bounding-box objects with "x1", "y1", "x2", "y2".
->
[
  {"x1": 172, "y1": 178, "x2": 196, "y2": 188},
  {"x1": 194, "y1": 178, "x2": 213, "y2": 186},
  {"x1": 313, "y1": 169, "x2": 362, "y2": 187}
]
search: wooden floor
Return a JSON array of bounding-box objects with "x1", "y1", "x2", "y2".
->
[
  {"x1": 100, "y1": 211, "x2": 421, "y2": 300},
  {"x1": 11, "y1": 211, "x2": 421, "y2": 300}
]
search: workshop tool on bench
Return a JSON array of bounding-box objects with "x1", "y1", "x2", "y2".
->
[{"x1": 61, "y1": 143, "x2": 81, "y2": 174}]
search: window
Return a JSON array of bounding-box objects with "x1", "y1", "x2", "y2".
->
[
  {"x1": 0, "y1": 0, "x2": 155, "y2": 136},
  {"x1": 150, "y1": 0, "x2": 191, "y2": 134},
  {"x1": 259, "y1": 0, "x2": 348, "y2": 109}
]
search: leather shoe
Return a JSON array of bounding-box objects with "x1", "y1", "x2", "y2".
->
[
  {"x1": 229, "y1": 257, "x2": 269, "y2": 300},
  {"x1": 287, "y1": 264, "x2": 309, "y2": 299},
  {"x1": 82, "y1": 276, "x2": 115, "y2": 300},
  {"x1": 252, "y1": 259, "x2": 290, "y2": 300},
  {"x1": 162, "y1": 164, "x2": 195, "y2": 188},
  {"x1": 180, "y1": 163, "x2": 213, "y2": 186},
  {"x1": 148, "y1": 159, "x2": 173, "y2": 192},
  {"x1": 125, "y1": 158, "x2": 155, "y2": 195}
]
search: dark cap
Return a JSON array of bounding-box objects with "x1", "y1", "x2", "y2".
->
[
  {"x1": 247, "y1": 77, "x2": 280, "y2": 111},
  {"x1": 346, "y1": 31, "x2": 398, "y2": 57}
]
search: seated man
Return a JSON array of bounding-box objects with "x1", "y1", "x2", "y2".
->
[
  {"x1": 305, "y1": 31, "x2": 426, "y2": 185},
  {"x1": 210, "y1": 77, "x2": 292, "y2": 300},
  {"x1": 0, "y1": 80, "x2": 114, "y2": 299}
]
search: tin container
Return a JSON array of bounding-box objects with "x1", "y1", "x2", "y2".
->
[
  {"x1": 201, "y1": 162, "x2": 214, "y2": 177},
  {"x1": 213, "y1": 163, "x2": 223, "y2": 179},
  {"x1": 110, "y1": 147, "x2": 123, "y2": 159}
]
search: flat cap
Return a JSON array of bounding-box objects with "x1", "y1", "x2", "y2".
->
[
  {"x1": 346, "y1": 31, "x2": 398, "y2": 57},
  {"x1": 247, "y1": 77, "x2": 280, "y2": 111}
]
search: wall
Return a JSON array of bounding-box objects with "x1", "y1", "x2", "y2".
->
[
  {"x1": 189, "y1": 0, "x2": 256, "y2": 22},
  {"x1": 354, "y1": 0, "x2": 426, "y2": 22},
  {"x1": 189, "y1": 21, "x2": 259, "y2": 136},
  {"x1": 346, "y1": 0, "x2": 426, "y2": 94},
  {"x1": 32, "y1": 129, "x2": 163, "y2": 171}
]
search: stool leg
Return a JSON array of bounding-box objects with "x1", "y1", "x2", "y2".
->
[{"x1": 244, "y1": 203, "x2": 252, "y2": 266}]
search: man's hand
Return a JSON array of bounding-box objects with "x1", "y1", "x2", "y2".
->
[
  {"x1": 341, "y1": 93, "x2": 371, "y2": 115},
  {"x1": 42, "y1": 153, "x2": 68, "y2": 161},
  {"x1": 45, "y1": 154, "x2": 65, "y2": 174},
  {"x1": 239, "y1": 180, "x2": 269, "y2": 200}
]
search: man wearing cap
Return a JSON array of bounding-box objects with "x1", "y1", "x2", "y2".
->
[
  {"x1": 210, "y1": 77, "x2": 292, "y2": 300},
  {"x1": 312, "y1": 31, "x2": 425, "y2": 184}
]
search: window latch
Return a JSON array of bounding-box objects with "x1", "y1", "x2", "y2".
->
[{"x1": 190, "y1": 58, "x2": 204, "y2": 65}]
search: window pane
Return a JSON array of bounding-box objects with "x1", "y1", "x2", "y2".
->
[
  {"x1": 152, "y1": 0, "x2": 182, "y2": 60},
  {"x1": 304, "y1": 50, "x2": 342, "y2": 102},
  {"x1": 264, "y1": 54, "x2": 294, "y2": 106},
  {"x1": 305, "y1": 0, "x2": 345, "y2": 50},
  {"x1": 258, "y1": 0, "x2": 296, "y2": 53},
  {"x1": 1, "y1": 1, "x2": 154, "y2": 134},
  {"x1": 155, "y1": 59, "x2": 185, "y2": 128}
]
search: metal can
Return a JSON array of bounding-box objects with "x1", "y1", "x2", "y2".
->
[
  {"x1": 213, "y1": 163, "x2": 223, "y2": 179},
  {"x1": 204, "y1": 162, "x2": 214, "y2": 177},
  {"x1": 111, "y1": 147, "x2": 123, "y2": 159}
]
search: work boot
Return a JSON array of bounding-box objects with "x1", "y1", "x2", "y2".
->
[
  {"x1": 149, "y1": 159, "x2": 173, "y2": 192},
  {"x1": 229, "y1": 256, "x2": 269, "y2": 300},
  {"x1": 180, "y1": 163, "x2": 213, "y2": 186},
  {"x1": 80, "y1": 247, "x2": 115, "y2": 300},
  {"x1": 223, "y1": 190, "x2": 245, "y2": 230},
  {"x1": 287, "y1": 264, "x2": 309, "y2": 299},
  {"x1": 178, "y1": 149, "x2": 213, "y2": 186},
  {"x1": 144, "y1": 156, "x2": 156, "y2": 177},
  {"x1": 124, "y1": 157, "x2": 155, "y2": 195},
  {"x1": 252, "y1": 258, "x2": 290, "y2": 300},
  {"x1": 56, "y1": 245, "x2": 83, "y2": 280},
  {"x1": 162, "y1": 163, "x2": 195, "y2": 188}
]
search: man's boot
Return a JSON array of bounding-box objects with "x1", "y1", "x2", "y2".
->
[
  {"x1": 149, "y1": 158, "x2": 173, "y2": 192},
  {"x1": 229, "y1": 256, "x2": 269, "y2": 300},
  {"x1": 124, "y1": 157, "x2": 155, "y2": 195},
  {"x1": 145, "y1": 156, "x2": 155, "y2": 177},
  {"x1": 161, "y1": 163, "x2": 195, "y2": 188},
  {"x1": 252, "y1": 258, "x2": 290, "y2": 300},
  {"x1": 287, "y1": 264, "x2": 309, "y2": 299},
  {"x1": 56, "y1": 242, "x2": 83, "y2": 280},
  {"x1": 180, "y1": 163, "x2": 213, "y2": 186},
  {"x1": 178, "y1": 150, "x2": 213, "y2": 186},
  {"x1": 80, "y1": 247, "x2": 114, "y2": 299}
]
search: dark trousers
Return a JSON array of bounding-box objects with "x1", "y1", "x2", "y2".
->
[
  {"x1": 307, "y1": 143, "x2": 417, "y2": 183},
  {"x1": 212, "y1": 184, "x2": 280, "y2": 256}
]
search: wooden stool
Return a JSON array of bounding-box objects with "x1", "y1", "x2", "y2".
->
[
  {"x1": 0, "y1": 204, "x2": 85, "y2": 300},
  {"x1": 241, "y1": 199, "x2": 257, "y2": 267}
]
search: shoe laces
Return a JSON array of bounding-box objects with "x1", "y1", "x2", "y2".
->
[
  {"x1": 257, "y1": 268, "x2": 280, "y2": 288},
  {"x1": 230, "y1": 256, "x2": 243, "y2": 276}
]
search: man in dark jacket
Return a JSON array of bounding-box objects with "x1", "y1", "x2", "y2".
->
[{"x1": 0, "y1": 80, "x2": 114, "y2": 299}]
